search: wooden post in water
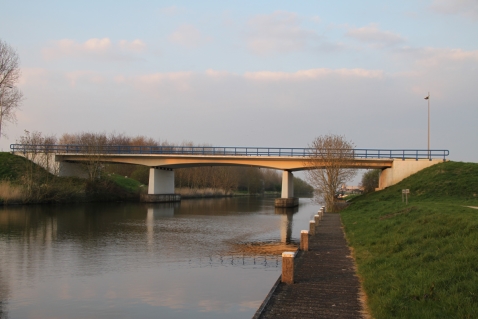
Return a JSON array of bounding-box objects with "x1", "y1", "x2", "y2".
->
[
  {"x1": 281, "y1": 252, "x2": 295, "y2": 284},
  {"x1": 309, "y1": 220, "x2": 316, "y2": 235},
  {"x1": 300, "y1": 230, "x2": 309, "y2": 251}
]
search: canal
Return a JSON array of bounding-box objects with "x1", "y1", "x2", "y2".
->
[{"x1": 0, "y1": 197, "x2": 321, "y2": 319}]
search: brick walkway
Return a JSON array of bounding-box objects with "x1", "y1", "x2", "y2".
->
[{"x1": 255, "y1": 213, "x2": 365, "y2": 319}]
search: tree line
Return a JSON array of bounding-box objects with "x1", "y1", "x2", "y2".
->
[{"x1": 17, "y1": 131, "x2": 314, "y2": 196}]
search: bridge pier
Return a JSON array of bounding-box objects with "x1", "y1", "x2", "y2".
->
[
  {"x1": 275, "y1": 170, "x2": 298, "y2": 208},
  {"x1": 140, "y1": 167, "x2": 181, "y2": 203}
]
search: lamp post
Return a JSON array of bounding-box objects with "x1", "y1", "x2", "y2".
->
[{"x1": 424, "y1": 92, "x2": 430, "y2": 159}]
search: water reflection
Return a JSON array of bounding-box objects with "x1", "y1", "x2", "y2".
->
[
  {"x1": 274, "y1": 207, "x2": 298, "y2": 244},
  {"x1": 0, "y1": 197, "x2": 320, "y2": 319}
]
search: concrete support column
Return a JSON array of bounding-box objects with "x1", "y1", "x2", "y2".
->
[
  {"x1": 148, "y1": 167, "x2": 175, "y2": 194},
  {"x1": 281, "y1": 170, "x2": 294, "y2": 198}
]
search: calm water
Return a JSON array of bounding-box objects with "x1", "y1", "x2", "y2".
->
[{"x1": 0, "y1": 197, "x2": 320, "y2": 319}]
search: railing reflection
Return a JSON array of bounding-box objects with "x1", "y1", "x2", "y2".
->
[{"x1": 164, "y1": 254, "x2": 281, "y2": 270}]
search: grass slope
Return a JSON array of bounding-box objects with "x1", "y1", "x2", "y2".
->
[
  {"x1": 0, "y1": 152, "x2": 143, "y2": 203},
  {"x1": 0, "y1": 152, "x2": 29, "y2": 181},
  {"x1": 341, "y1": 161, "x2": 478, "y2": 319},
  {"x1": 107, "y1": 173, "x2": 146, "y2": 193}
]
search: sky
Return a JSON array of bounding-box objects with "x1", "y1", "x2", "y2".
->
[{"x1": 1, "y1": 0, "x2": 477, "y2": 170}]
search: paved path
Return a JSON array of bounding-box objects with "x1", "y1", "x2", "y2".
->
[{"x1": 255, "y1": 213, "x2": 365, "y2": 319}]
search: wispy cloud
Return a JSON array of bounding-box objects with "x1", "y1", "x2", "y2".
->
[
  {"x1": 119, "y1": 39, "x2": 146, "y2": 53},
  {"x1": 430, "y1": 0, "x2": 478, "y2": 20},
  {"x1": 42, "y1": 38, "x2": 146, "y2": 60},
  {"x1": 65, "y1": 70, "x2": 104, "y2": 87},
  {"x1": 346, "y1": 24, "x2": 406, "y2": 48},
  {"x1": 246, "y1": 11, "x2": 320, "y2": 55},
  {"x1": 396, "y1": 47, "x2": 478, "y2": 67},
  {"x1": 168, "y1": 25, "x2": 212, "y2": 48},
  {"x1": 244, "y1": 68, "x2": 384, "y2": 81},
  {"x1": 159, "y1": 5, "x2": 186, "y2": 16}
]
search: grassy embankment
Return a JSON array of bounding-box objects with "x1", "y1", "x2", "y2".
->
[
  {"x1": 341, "y1": 161, "x2": 478, "y2": 318},
  {"x1": 0, "y1": 152, "x2": 143, "y2": 204}
]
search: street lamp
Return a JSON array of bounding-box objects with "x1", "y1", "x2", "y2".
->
[{"x1": 424, "y1": 92, "x2": 430, "y2": 159}]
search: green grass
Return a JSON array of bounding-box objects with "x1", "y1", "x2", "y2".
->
[
  {"x1": 341, "y1": 161, "x2": 478, "y2": 319},
  {"x1": 0, "y1": 152, "x2": 145, "y2": 202},
  {"x1": 107, "y1": 173, "x2": 146, "y2": 193},
  {"x1": 0, "y1": 152, "x2": 29, "y2": 181}
]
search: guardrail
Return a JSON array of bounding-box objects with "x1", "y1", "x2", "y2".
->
[{"x1": 10, "y1": 144, "x2": 449, "y2": 160}]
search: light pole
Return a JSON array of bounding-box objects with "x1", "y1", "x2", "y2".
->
[{"x1": 424, "y1": 92, "x2": 430, "y2": 159}]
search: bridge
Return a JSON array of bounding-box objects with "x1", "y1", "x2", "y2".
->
[{"x1": 10, "y1": 144, "x2": 449, "y2": 206}]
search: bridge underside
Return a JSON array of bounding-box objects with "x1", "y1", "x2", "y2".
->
[
  {"x1": 55, "y1": 154, "x2": 394, "y2": 171},
  {"x1": 54, "y1": 154, "x2": 443, "y2": 204}
]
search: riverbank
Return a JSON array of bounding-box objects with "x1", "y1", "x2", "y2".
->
[
  {"x1": 341, "y1": 161, "x2": 478, "y2": 318},
  {"x1": 0, "y1": 152, "x2": 296, "y2": 205}
]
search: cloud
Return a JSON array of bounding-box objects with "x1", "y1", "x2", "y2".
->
[
  {"x1": 159, "y1": 5, "x2": 186, "y2": 16},
  {"x1": 430, "y1": 0, "x2": 478, "y2": 20},
  {"x1": 246, "y1": 11, "x2": 320, "y2": 55},
  {"x1": 65, "y1": 70, "x2": 104, "y2": 87},
  {"x1": 18, "y1": 68, "x2": 48, "y2": 86},
  {"x1": 396, "y1": 47, "x2": 478, "y2": 68},
  {"x1": 346, "y1": 24, "x2": 406, "y2": 48},
  {"x1": 42, "y1": 38, "x2": 146, "y2": 60},
  {"x1": 119, "y1": 39, "x2": 146, "y2": 52},
  {"x1": 244, "y1": 68, "x2": 384, "y2": 81},
  {"x1": 168, "y1": 25, "x2": 212, "y2": 48},
  {"x1": 134, "y1": 71, "x2": 193, "y2": 94}
]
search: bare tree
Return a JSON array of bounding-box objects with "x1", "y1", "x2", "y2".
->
[
  {"x1": 0, "y1": 39, "x2": 23, "y2": 138},
  {"x1": 305, "y1": 134, "x2": 357, "y2": 212},
  {"x1": 17, "y1": 130, "x2": 58, "y2": 201}
]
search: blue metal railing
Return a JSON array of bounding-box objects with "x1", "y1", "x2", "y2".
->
[{"x1": 10, "y1": 144, "x2": 449, "y2": 160}]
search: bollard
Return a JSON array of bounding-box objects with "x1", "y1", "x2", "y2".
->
[
  {"x1": 314, "y1": 214, "x2": 320, "y2": 226},
  {"x1": 281, "y1": 252, "x2": 295, "y2": 284},
  {"x1": 300, "y1": 230, "x2": 309, "y2": 251},
  {"x1": 309, "y1": 220, "x2": 316, "y2": 235}
]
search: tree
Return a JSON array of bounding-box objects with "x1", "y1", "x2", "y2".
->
[
  {"x1": 360, "y1": 169, "x2": 380, "y2": 193},
  {"x1": 0, "y1": 39, "x2": 23, "y2": 139},
  {"x1": 17, "y1": 130, "x2": 58, "y2": 201},
  {"x1": 305, "y1": 134, "x2": 357, "y2": 212}
]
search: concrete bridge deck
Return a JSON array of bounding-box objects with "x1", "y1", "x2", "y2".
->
[
  {"x1": 255, "y1": 212, "x2": 365, "y2": 319},
  {"x1": 10, "y1": 144, "x2": 449, "y2": 202}
]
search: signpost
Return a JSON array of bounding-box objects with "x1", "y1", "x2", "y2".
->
[{"x1": 402, "y1": 189, "x2": 410, "y2": 205}]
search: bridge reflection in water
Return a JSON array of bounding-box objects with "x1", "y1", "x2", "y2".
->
[
  {"x1": 0, "y1": 197, "x2": 317, "y2": 319},
  {"x1": 145, "y1": 200, "x2": 299, "y2": 248}
]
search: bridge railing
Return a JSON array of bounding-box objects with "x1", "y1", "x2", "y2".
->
[{"x1": 10, "y1": 144, "x2": 449, "y2": 160}]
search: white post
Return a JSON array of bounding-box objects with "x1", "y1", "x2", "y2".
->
[
  {"x1": 282, "y1": 252, "x2": 295, "y2": 284},
  {"x1": 300, "y1": 230, "x2": 309, "y2": 251},
  {"x1": 309, "y1": 220, "x2": 316, "y2": 235}
]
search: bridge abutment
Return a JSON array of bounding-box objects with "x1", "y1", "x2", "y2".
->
[
  {"x1": 377, "y1": 159, "x2": 444, "y2": 190},
  {"x1": 58, "y1": 161, "x2": 89, "y2": 179}
]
